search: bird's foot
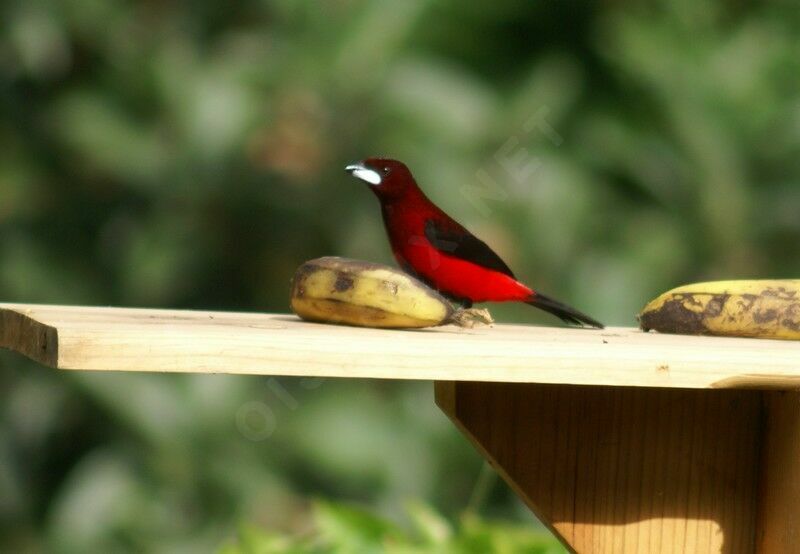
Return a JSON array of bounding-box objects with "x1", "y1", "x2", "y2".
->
[{"x1": 450, "y1": 307, "x2": 494, "y2": 329}]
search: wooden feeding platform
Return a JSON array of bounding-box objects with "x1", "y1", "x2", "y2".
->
[{"x1": 1, "y1": 303, "x2": 798, "y2": 553}]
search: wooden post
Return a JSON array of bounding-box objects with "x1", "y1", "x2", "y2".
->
[
  {"x1": 757, "y1": 391, "x2": 800, "y2": 552},
  {"x1": 436, "y1": 381, "x2": 800, "y2": 554}
]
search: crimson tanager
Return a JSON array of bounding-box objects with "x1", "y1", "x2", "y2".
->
[{"x1": 345, "y1": 157, "x2": 603, "y2": 328}]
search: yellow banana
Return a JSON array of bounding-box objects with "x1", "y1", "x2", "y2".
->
[
  {"x1": 638, "y1": 280, "x2": 800, "y2": 340},
  {"x1": 290, "y1": 256, "x2": 492, "y2": 329}
]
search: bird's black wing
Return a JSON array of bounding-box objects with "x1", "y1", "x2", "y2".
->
[{"x1": 424, "y1": 219, "x2": 515, "y2": 278}]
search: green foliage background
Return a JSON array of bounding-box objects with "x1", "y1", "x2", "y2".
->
[{"x1": 1, "y1": 0, "x2": 798, "y2": 551}]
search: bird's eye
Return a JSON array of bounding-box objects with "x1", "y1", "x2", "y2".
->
[{"x1": 381, "y1": 166, "x2": 391, "y2": 176}]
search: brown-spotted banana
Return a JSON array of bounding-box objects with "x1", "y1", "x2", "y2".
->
[
  {"x1": 638, "y1": 280, "x2": 800, "y2": 340},
  {"x1": 290, "y1": 257, "x2": 493, "y2": 329}
]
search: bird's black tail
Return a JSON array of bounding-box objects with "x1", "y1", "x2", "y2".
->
[{"x1": 526, "y1": 292, "x2": 604, "y2": 329}]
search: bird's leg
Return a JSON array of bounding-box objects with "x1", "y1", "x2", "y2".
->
[
  {"x1": 444, "y1": 297, "x2": 494, "y2": 328},
  {"x1": 450, "y1": 305, "x2": 494, "y2": 328}
]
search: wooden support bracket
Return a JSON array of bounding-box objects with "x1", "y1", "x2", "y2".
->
[{"x1": 436, "y1": 382, "x2": 800, "y2": 554}]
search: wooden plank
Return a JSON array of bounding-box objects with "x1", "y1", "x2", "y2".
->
[
  {"x1": 436, "y1": 382, "x2": 764, "y2": 553},
  {"x1": 756, "y1": 391, "x2": 800, "y2": 553},
  {"x1": 1, "y1": 303, "x2": 799, "y2": 389}
]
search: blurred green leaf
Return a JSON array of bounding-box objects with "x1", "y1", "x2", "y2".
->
[
  {"x1": 313, "y1": 500, "x2": 403, "y2": 552},
  {"x1": 405, "y1": 499, "x2": 452, "y2": 545},
  {"x1": 220, "y1": 501, "x2": 564, "y2": 554}
]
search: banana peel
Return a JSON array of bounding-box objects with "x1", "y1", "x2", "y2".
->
[
  {"x1": 639, "y1": 280, "x2": 800, "y2": 340},
  {"x1": 290, "y1": 256, "x2": 493, "y2": 329}
]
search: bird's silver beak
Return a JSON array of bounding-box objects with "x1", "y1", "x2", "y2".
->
[{"x1": 345, "y1": 162, "x2": 382, "y2": 185}]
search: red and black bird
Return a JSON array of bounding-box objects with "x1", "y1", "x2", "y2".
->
[{"x1": 345, "y1": 157, "x2": 603, "y2": 328}]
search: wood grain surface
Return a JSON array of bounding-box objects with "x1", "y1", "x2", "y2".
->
[
  {"x1": 1, "y1": 303, "x2": 799, "y2": 389},
  {"x1": 436, "y1": 382, "x2": 800, "y2": 553},
  {"x1": 756, "y1": 391, "x2": 800, "y2": 553}
]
